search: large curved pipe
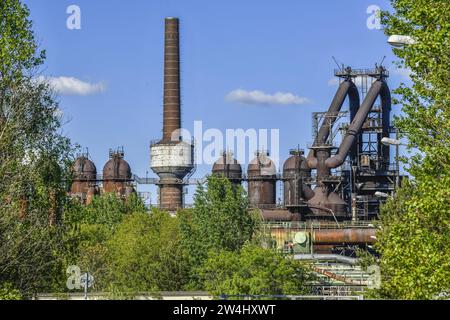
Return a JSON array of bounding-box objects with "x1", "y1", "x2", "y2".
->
[
  {"x1": 381, "y1": 85, "x2": 392, "y2": 165},
  {"x1": 326, "y1": 80, "x2": 390, "y2": 169},
  {"x1": 307, "y1": 80, "x2": 360, "y2": 168}
]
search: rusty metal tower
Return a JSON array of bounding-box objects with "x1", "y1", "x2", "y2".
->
[{"x1": 150, "y1": 17, "x2": 195, "y2": 212}]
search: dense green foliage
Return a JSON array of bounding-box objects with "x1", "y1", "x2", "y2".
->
[
  {"x1": 200, "y1": 244, "x2": 313, "y2": 297},
  {"x1": 179, "y1": 175, "x2": 256, "y2": 287},
  {"x1": 107, "y1": 211, "x2": 190, "y2": 294},
  {"x1": 382, "y1": 0, "x2": 450, "y2": 178},
  {"x1": 373, "y1": 0, "x2": 450, "y2": 299},
  {"x1": 58, "y1": 193, "x2": 148, "y2": 292},
  {"x1": 64, "y1": 193, "x2": 146, "y2": 227},
  {"x1": 376, "y1": 180, "x2": 450, "y2": 299},
  {"x1": 0, "y1": 0, "x2": 73, "y2": 298},
  {"x1": 0, "y1": 0, "x2": 312, "y2": 299},
  {"x1": 62, "y1": 194, "x2": 192, "y2": 295},
  {"x1": 0, "y1": 0, "x2": 45, "y2": 82},
  {"x1": 0, "y1": 283, "x2": 22, "y2": 300}
]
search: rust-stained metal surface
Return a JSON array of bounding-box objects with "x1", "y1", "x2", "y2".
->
[
  {"x1": 260, "y1": 209, "x2": 299, "y2": 221},
  {"x1": 86, "y1": 186, "x2": 99, "y2": 205},
  {"x1": 103, "y1": 154, "x2": 132, "y2": 181},
  {"x1": 312, "y1": 245, "x2": 336, "y2": 254},
  {"x1": 212, "y1": 152, "x2": 242, "y2": 184},
  {"x1": 70, "y1": 156, "x2": 99, "y2": 204},
  {"x1": 326, "y1": 79, "x2": 391, "y2": 169},
  {"x1": 102, "y1": 150, "x2": 134, "y2": 198},
  {"x1": 304, "y1": 71, "x2": 392, "y2": 219},
  {"x1": 247, "y1": 152, "x2": 277, "y2": 208},
  {"x1": 283, "y1": 150, "x2": 311, "y2": 208},
  {"x1": 162, "y1": 17, "x2": 181, "y2": 143},
  {"x1": 313, "y1": 228, "x2": 376, "y2": 245},
  {"x1": 307, "y1": 147, "x2": 348, "y2": 217},
  {"x1": 266, "y1": 224, "x2": 376, "y2": 252},
  {"x1": 307, "y1": 185, "x2": 348, "y2": 217},
  {"x1": 312, "y1": 266, "x2": 365, "y2": 285},
  {"x1": 307, "y1": 78, "x2": 360, "y2": 169}
]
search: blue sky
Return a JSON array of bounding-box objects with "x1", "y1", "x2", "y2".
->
[{"x1": 24, "y1": 0, "x2": 408, "y2": 204}]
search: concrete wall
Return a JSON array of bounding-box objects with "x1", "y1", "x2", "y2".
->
[{"x1": 33, "y1": 291, "x2": 213, "y2": 300}]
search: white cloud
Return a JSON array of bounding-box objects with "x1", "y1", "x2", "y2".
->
[
  {"x1": 226, "y1": 89, "x2": 309, "y2": 106},
  {"x1": 39, "y1": 76, "x2": 106, "y2": 96}
]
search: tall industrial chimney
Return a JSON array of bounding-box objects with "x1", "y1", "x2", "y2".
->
[
  {"x1": 163, "y1": 17, "x2": 181, "y2": 142},
  {"x1": 150, "y1": 17, "x2": 195, "y2": 212}
]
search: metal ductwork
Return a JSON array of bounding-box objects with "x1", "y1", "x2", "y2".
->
[
  {"x1": 306, "y1": 74, "x2": 391, "y2": 218},
  {"x1": 307, "y1": 79, "x2": 360, "y2": 169},
  {"x1": 312, "y1": 228, "x2": 376, "y2": 245},
  {"x1": 326, "y1": 79, "x2": 391, "y2": 169}
]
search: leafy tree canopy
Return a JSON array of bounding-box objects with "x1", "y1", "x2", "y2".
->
[
  {"x1": 200, "y1": 244, "x2": 314, "y2": 298},
  {"x1": 179, "y1": 175, "x2": 256, "y2": 287},
  {"x1": 106, "y1": 210, "x2": 190, "y2": 294},
  {"x1": 382, "y1": 0, "x2": 450, "y2": 177},
  {"x1": 373, "y1": 0, "x2": 450, "y2": 299},
  {"x1": 0, "y1": 0, "x2": 73, "y2": 297}
]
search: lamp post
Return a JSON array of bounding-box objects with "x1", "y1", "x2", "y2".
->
[
  {"x1": 387, "y1": 35, "x2": 416, "y2": 47},
  {"x1": 385, "y1": 34, "x2": 414, "y2": 187},
  {"x1": 375, "y1": 191, "x2": 390, "y2": 198},
  {"x1": 381, "y1": 137, "x2": 406, "y2": 188}
]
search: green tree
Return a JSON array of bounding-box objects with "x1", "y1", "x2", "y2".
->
[
  {"x1": 200, "y1": 244, "x2": 313, "y2": 298},
  {"x1": 106, "y1": 210, "x2": 190, "y2": 295},
  {"x1": 0, "y1": 0, "x2": 73, "y2": 297},
  {"x1": 372, "y1": 0, "x2": 450, "y2": 299},
  {"x1": 179, "y1": 175, "x2": 255, "y2": 287},
  {"x1": 0, "y1": 283, "x2": 22, "y2": 300},
  {"x1": 0, "y1": 0, "x2": 45, "y2": 84},
  {"x1": 374, "y1": 179, "x2": 450, "y2": 299},
  {"x1": 64, "y1": 193, "x2": 146, "y2": 227},
  {"x1": 57, "y1": 193, "x2": 147, "y2": 292},
  {"x1": 382, "y1": 0, "x2": 450, "y2": 177}
]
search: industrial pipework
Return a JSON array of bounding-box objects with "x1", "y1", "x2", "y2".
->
[
  {"x1": 307, "y1": 66, "x2": 391, "y2": 218},
  {"x1": 306, "y1": 73, "x2": 360, "y2": 169},
  {"x1": 326, "y1": 77, "x2": 391, "y2": 169},
  {"x1": 150, "y1": 18, "x2": 195, "y2": 212}
]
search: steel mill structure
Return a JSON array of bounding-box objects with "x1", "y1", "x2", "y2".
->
[
  {"x1": 211, "y1": 151, "x2": 243, "y2": 186},
  {"x1": 69, "y1": 148, "x2": 135, "y2": 204},
  {"x1": 207, "y1": 65, "x2": 399, "y2": 256},
  {"x1": 149, "y1": 17, "x2": 195, "y2": 211},
  {"x1": 70, "y1": 151, "x2": 99, "y2": 204},
  {"x1": 69, "y1": 17, "x2": 404, "y2": 261},
  {"x1": 102, "y1": 148, "x2": 135, "y2": 198}
]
